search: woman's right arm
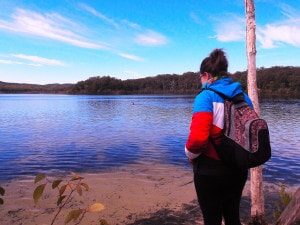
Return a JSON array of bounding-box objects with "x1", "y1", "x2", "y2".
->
[{"x1": 185, "y1": 92, "x2": 213, "y2": 160}]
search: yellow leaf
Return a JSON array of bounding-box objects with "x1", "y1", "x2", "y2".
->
[
  {"x1": 33, "y1": 183, "x2": 46, "y2": 204},
  {"x1": 89, "y1": 203, "x2": 105, "y2": 212},
  {"x1": 34, "y1": 174, "x2": 46, "y2": 184},
  {"x1": 64, "y1": 209, "x2": 83, "y2": 224}
]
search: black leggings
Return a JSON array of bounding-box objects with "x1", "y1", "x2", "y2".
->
[{"x1": 194, "y1": 172, "x2": 248, "y2": 225}]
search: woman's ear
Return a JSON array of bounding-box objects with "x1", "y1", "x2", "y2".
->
[{"x1": 206, "y1": 72, "x2": 212, "y2": 79}]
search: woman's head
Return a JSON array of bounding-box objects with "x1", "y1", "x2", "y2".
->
[{"x1": 200, "y1": 49, "x2": 228, "y2": 78}]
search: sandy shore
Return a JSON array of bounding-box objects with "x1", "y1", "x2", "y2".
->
[{"x1": 0, "y1": 163, "x2": 298, "y2": 225}]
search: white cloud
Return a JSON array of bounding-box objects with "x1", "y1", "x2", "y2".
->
[
  {"x1": 0, "y1": 53, "x2": 64, "y2": 67},
  {"x1": 257, "y1": 17, "x2": 300, "y2": 48},
  {"x1": 121, "y1": 19, "x2": 141, "y2": 30},
  {"x1": 279, "y1": 3, "x2": 298, "y2": 19},
  {"x1": 79, "y1": 3, "x2": 119, "y2": 29},
  {"x1": 213, "y1": 8, "x2": 300, "y2": 49},
  {"x1": 135, "y1": 30, "x2": 168, "y2": 46},
  {"x1": 0, "y1": 6, "x2": 168, "y2": 66},
  {"x1": 0, "y1": 59, "x2": 40, "y2": 66},
  {"x1": 0, "y1": 59, "x2": 15, "y2": 64},
  {"x1": 215, "y1": 16, "x2": 245, "y2": 42},
  {"x1": 12, "y1": 54, "x2": 65, "y2": 66},
  {"x1": 117, "y1": 53, "x2": 144, "y2": 62},
  {"x1": 255, "y1": 2, "x2": 300, "y2": 48},
  {"x1": 79, "y1": 3, "x2": 168, "y2": 48},
  {"x1": 46, "y1": 12, "x2": 83, "y2": 31},
  {"x1": 0, "y1": 8, "x2": 108, "y2": 50}
]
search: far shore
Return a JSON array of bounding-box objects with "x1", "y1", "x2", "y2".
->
[
  {"x1": 1, "y1": 66, "x2": 300, "y2": 99},
  {"x1": 0, "y1": 164, "x2": 298, "y2": 225},
  {"x1": 1, "y1": 93, "x2": 300, "y2": 102}
]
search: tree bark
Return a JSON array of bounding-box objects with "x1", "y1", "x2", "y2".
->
[{"x1": 245, "y1": 0, "x2": 265, "y2": 222}]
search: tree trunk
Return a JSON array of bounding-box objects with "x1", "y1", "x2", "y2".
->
[
  {"x1": 277, "y1": 187, "x2": 300, "y2": 225},
  {"x1": 245, "y1": 0, "x2": 265, "y2": 223}
]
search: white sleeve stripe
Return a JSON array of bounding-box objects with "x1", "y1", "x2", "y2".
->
[
  {"x1": 185, "y1": 146, "x2": 201, "y2": 160},
  {"x1": 212, "y1": 102, "x2": 224, "y2": 129}
]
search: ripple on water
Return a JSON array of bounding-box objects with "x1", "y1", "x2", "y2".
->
[{"x1": 0, "y1": 95, "x2": 299, "y2": 185}]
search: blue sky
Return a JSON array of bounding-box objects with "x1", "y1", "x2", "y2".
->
[{"x1": 0, "y1": 0, "x2": 299, "y2": 84}]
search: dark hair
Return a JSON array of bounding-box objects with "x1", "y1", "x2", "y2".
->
[{"x1": 200, "y1": 48, "x2": 228, "y2": 77}]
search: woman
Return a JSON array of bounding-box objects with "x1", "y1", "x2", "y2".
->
[{"x1": 185, "y1": 49, "x2": 253, "y2": 225}]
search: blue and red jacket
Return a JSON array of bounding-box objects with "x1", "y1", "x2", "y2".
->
[{"x1": 185, "y1": 77, "x2": 253, "y2": 161}]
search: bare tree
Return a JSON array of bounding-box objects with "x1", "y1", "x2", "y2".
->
[{"x1": 245, "y1": 0, "x2": 266, "y2": 224}]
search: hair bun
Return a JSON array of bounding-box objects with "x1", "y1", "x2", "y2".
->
[
  {"x1": 200, "y1": 48, "x2": 228, "y2": 76},
  {"x1": 209, "y1": 49, "x2": 225, "y2": 63}
]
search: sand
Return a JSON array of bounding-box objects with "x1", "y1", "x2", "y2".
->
[{"x1": 0, "y1": 163, "x2": 298, "y2": 225}]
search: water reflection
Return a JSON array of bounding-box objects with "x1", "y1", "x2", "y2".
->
[{"x1": 0, "y1": 95, "x2": 299, "y2": 185}]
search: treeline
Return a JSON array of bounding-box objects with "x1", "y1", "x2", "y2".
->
[
  {"x1": 71, "y1": 66, "x2": 300, "y2": 99},
  {"x1": 1, "y1": 66, "x2": 300, "y2": 98},
  {"x1": 0, "y1": 82, "x2": 73, "y2": 94},
  {"x1": 232, "y1": 66, "x2": 300, "y2": 99},
  {"x1": 71, "y1": 72, "x2": 199, "y2": 95}
]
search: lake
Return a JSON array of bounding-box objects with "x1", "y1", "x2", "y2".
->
[{"x1": 0, "y1": 94, "x2": 299, "y2": 185}]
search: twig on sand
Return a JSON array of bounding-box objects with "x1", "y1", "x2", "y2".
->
[{"x1": 179, "y1": 180, "x2": 193, "y2": 187}]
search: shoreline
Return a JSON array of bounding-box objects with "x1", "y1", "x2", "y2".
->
[
  {"x1": 0, "y1": 164, "x2": 298, "y2": 225},
  {"x1": 1, "y1": 93, "x2": 300, "y2": 100}
]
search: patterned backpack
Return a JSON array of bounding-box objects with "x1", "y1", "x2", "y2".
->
[{"x1": 208, "y1": 88, "x2": 272, "y2": 169}]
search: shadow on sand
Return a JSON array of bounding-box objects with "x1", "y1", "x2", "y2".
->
[
  {"x1": 127, "y1": 199, "x2": 202, "y2": 225},
  {"x1": 127, "y1": 190, "x2": 281, "y2": 225}
]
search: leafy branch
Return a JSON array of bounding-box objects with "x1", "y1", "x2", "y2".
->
[{"x1": 33, "y1": 173, "x2": 107, "y2": 225}]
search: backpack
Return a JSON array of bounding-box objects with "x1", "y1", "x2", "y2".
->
[{"x1": 207, "y1": 88, "x2": 271, "y2": 169}]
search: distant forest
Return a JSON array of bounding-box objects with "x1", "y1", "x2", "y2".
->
[{"x1": 1, "y1": 66, "x2": 299, "y2": 99}]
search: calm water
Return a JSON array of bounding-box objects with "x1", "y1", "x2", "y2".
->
[{"x1": 0, "y1": 95, "x2": 299, "y2": 185}]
